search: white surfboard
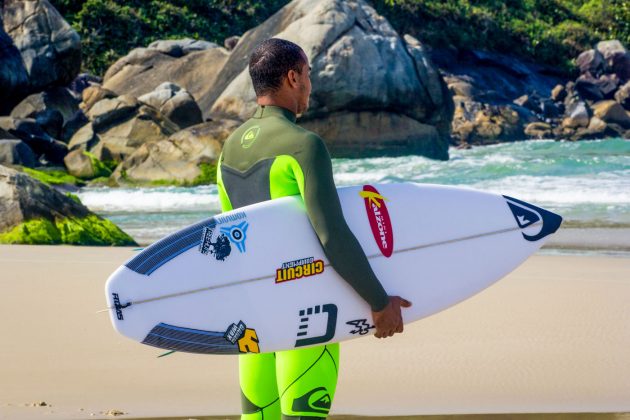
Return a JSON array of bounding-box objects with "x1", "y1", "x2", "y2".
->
[{"x1": 105, "y1": 183, "x2": 562, "y2": 355}]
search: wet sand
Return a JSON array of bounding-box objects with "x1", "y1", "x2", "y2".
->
[{"x1": 0, "y1": 245, "x2": 629, "y2": 419}]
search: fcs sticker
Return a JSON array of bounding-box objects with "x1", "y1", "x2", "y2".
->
[
  {"x1": 360, "y1": 185, "x2": 394, "y2": 257},
  {"x1": 295, "y1": 304, "x2": 338, "y2": 348},
  {"x1": 220, "y1": 221, "x2": 249, "y2": 253},
  {"x1": 276, "y1": 257, "x2": 324, "y2": 283},
  {"x1": 503, "y1": 195, "x2": 562, "y2": 242}
]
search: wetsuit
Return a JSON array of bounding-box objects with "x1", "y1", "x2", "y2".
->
[{"x1": 217, "y1": 105, "x2": 389, "y2": 419}]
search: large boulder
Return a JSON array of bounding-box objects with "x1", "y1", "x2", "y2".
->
[
  {"x1": 616, "y1": 81, "x2": 630, "y2": 110},
  {"x1": 591, "y1": 100, "x2": 630, "y2": 128},
  {"x1": 596, "y1": 40, "x2": 630, "y2": 82},
  {"x1": 209, "y1": 0, "x2": 453, "y2": 159},
  {"x1": 10, "y1": 87, "x2": 80, "y2": 124},
  {"x1": 1, "y1": 0, "x2": 81, "y2": 93},
  {"x1": 576, "y1": 49, "x2": 606, "y2": 77},
  {"x1": 113, "y1": 119, "x2": 239, "y2": 185},
  {"x1": 0, "y1": 139, "x2": 37, "y2": 167},
  {"x1": 0, "y1": 165, "x2": 135, "y2": 245},
  {"x1": 138, "y1": 83, "x2": 203, "y2": 129},
  {"x1": 102, "y1": 41, "x2": 229, "y2": 111},
  {"x1": 562, "y1": 102, "x2": 590, "y2": 129},
  {"x1": 0, "y1": 117, "x2": 67, "y2": 164},
  {"x1": 0, "y1": 24, "x2": 29, "y2": 114}
]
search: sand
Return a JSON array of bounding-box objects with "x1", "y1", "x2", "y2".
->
[{"x1": 0, "y1": 245, "x2": 629, "y2": 420}]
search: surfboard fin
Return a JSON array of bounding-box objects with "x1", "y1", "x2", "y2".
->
[{"x1": 157, "y1": 350, "x2": 176, "y2": 358}]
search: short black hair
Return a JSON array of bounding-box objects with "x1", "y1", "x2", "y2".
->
[{"x1": 249, "y1": 38, "x2": 306, "y2": 97}]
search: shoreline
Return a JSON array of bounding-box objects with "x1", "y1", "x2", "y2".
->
[{"x1": 1, "y1": 247, "x2": 629, "y2": 420}]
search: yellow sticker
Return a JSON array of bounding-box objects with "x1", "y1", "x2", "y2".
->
[
  {"x1": 359, "y1": 190, "x2": 388, "y2": 208},
  {"x1": 238, "y1": 328, "x2": 260, "y2": 353}
]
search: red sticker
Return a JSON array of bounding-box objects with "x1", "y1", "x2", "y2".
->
[{"x1": 360, "y1": 185, "x2": 393, "y2": 257}]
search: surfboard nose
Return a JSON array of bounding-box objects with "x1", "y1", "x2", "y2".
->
[{"x1": 503, "y1": 195, "x2": 563, "y2": 242}]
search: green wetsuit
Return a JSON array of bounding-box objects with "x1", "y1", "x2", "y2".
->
[{"x1": 217, "y1": 105, "x2": 388, "y2": 419}]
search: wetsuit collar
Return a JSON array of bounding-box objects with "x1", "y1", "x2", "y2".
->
[{"x1": 253, "y1": 105, "x2": 297, "y2": 123}]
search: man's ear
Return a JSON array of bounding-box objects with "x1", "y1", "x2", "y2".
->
[{"x1": 287, "y1": 69, "x2": 299, "y2": 88}]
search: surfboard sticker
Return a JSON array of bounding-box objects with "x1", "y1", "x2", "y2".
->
[
  {"x1": 360, "y1": 185, "x2": 394, "y2": 257},
  {"x1": 295, "y1": 304, "x2": 338, "y2": 347},
  {"x1": 141, "y1": 321, "x2": 260, "y2": 355},
  {"x1": 276, "y1": 257, "x2": 325, "y2": 284},
  {"x1": 503, "y1": 195, "x2": 563, "y2": 242}
]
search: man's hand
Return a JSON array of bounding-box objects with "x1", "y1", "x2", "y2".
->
[{"x1": 371, "y1": 296, "x2": 412, "y2": 338}]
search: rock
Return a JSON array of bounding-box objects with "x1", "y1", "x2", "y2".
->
[
  {"x1": 224, "y1": 36, "x2": 240, "y2": 51},
  {"x1": 551, "y1": 84, "x2": 567, "y2": 102},
  {"x1": 138, "y1": 83, "x2": 203, "y2": 129},
  {"x1": 2, "y1": 0, "x2": 81, "y2": 92},
  {"x1": 0, "y1": 25, "x2": 29, "y2": 114},
  {"x1": 61, "y1": 111, "x2": 89, "y2": 143},
  {"x1": 148, "y1": 38, "x2": 218, "y2": 56},
  {"x1": 301, "y1": 111, "x2": 447, "y2": 158},
  {"x1": 596, "y1": 40, "x2": 627, "y2": 61},
  {"x1": 540, "y1": 99, "x2": 561, "y2": 119},
  {"x1": 562, "y1": 101, "x2": 590, "y2": 129},
  {"x1": 576, "y1": 49, "x2": 606, "y2": 77},
  {"x1": 448, "y1": 81, "x2": 474, "y2": 98},
  {"x1": 609, "y1": 51, "x2": 630, "y2": 82},
  {"x1": 81, "y1": 86, "x2": 117, "y2": 113},
  {"x1": 571, "y1": 116, "x2": 609, "y2": 140},
  {"x1": 524, "y1": 122, "x2": 552, "y2": 139},
  {"x1": 67, "y1": 123, "x2": 97, "y2": 152},
  {"x1": 10, "y1": 87, "x2": 80, "y2": 124},
  {"x1": 514, "y1": 94, "x2": 542, "y2": 114},
  {"x1": 0, "y1": 140, "x2": 37, "y2": 167},
  {"x1": 0, "y1": 117, "x2": 68, "y2": 164},
  {"x1": 69, "y1": 73, "x2": 102, "y2": 95},
  {"x1": 88, "y1": 96, "x2": 139, "y2": 131},
  {"x1": 615, "y1": 81, "x2": 630, "y2": 110},
  {"x1": 102, "y1": 44, "x2": 228, "y2": 112},
  {"x1": 63, "y1": 149, "x2": 112, "y2": 179},
  {"x1": 35, "y1": 109, "x2": 64, "y2": 139},
  {"x1": 591, "y1": 100, "x2": 630, "y2": 128},
  {"x1": 113, "y1": 119, "x2": 239, "y2": 184},
  {"x1": 0, "y1": 165, "x2": 135, "y2": 245},
  {"x1": 597, "y1": 74, "x2": 621, "y2": 99},
  {"x1": 452, "y1": 100, "x2": 524, "y2": 145},
  {"x1": 210, "y1": 0, "x2": 453, "y2": 159},
  {"x1": 91, "y1": 105, "x2": 178, "y2": 162},
  {"x1": 575, "y1": 75, "x2": 604, "y2": 102}
]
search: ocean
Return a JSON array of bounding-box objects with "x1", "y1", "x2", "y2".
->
[{"x1": 77, "y1": 138, "x2": 630, "y2": 254}]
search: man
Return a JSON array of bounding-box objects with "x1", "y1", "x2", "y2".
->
[{"x1": 217, "y1": 38, "x2": 411, "y2": 420}]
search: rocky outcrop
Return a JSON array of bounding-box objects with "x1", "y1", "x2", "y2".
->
[
  {"x1": 102, "y1": 40, "x2": 228, "y2": 111},
  {"x1": 10, "y1": 87, "x2": 80, "y2": 125},
  {"x1": 0, "y1": 117, "x2": 68, "y2": 164},
  {"x1": 0, "y1": 165, "x2": 135, "y2": 245},
  {"x1": 112, "y1": 119, "x2": 239, "y2": 185},
  {"x1": 207, "y1": 0, "x2": 452, "y2": 159},
  {"x1": 1, "y1": 0, "x2": 81, "y2": 98},
  {"x1": 0, "y1": 25, "x2": 29, "y2": 114},
  {"x1": 0, "y1": 139, "x2": 37, "y2": 167},
  {"x1": 138, "y1": 83, "x2": 203, "y2": 129}
]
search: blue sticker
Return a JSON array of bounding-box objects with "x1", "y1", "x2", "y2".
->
[{"x1": 220, "y1": 221, "x2": 249, "y2": 253}]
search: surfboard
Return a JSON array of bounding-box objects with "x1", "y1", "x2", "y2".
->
[{"x1": 105, "y1": 183, "x2": 562, "y2": 355}]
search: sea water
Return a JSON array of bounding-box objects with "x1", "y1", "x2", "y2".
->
[{"x1": 77, "y1": 138, "x2": 630, "y2": 252}]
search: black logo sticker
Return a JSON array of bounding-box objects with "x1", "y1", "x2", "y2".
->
[
  {"x1": 292, "y1": 387, "x2": 332, "y2": 415},
  {"x1": 199, "y1": 225, "x2": 232, "y2": 261},
  {"x1": 295, "y1": 304, "x2": 338, "y2": 348},
  {"x1": 112, "y1": 293, "x2": 131, "y2": 320},
  {"x1": 346, "y1": 319, "x2": 375, "y2": 335}
]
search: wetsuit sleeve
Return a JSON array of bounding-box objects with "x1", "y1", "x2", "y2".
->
[{"x1": 297, "y1": 135, "x2": 389, "y2": 312}]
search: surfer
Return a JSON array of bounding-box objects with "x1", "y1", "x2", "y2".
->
[{"x1": 217, "y1": 38, "x2": 411, "y2": 420}]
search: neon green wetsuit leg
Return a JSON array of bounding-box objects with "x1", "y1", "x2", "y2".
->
[{"x1": 240, "y1": 352, "x2": 280, "y2": 420}]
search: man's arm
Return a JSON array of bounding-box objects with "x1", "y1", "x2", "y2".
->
[{"x1": 295, "y1": 135, "x2": 390, "y2": 312}]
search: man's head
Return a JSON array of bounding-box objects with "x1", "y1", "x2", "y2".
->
[{"x1": 249, "y1": 38, "x2": 311, "y2": 115}]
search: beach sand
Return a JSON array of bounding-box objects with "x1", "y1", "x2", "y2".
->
[{"x1": 0, "y1": 245, "x2": 629, "y2": 420}]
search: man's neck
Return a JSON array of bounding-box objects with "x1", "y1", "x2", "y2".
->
[{"x1": 257, "y1": 95, "x2": 298, "y2": 115}]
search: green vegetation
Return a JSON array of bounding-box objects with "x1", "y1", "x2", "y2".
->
[
  {"x1": 192, "y1": 162, "x2": 217, "y2": 185},
  {"x1": 52, "y1": 0, "x2": 628, "y2": 76},
  {"x1": 51, "y1": 0, "x2": 290, "y2": 75},
  {"x1": 65, "y1": 192, "x2": 82, "y2": 204},
  {"x1": 83, "y1": 151, "x2": 115, "y2": 178},
  {"x1": 374, "y1": 0, "x2": 629, "y2": 73},
  {"x1": 0, "y1": 215, "x2": 137, "y2": 246},
  {"x1": 22, "y1": 167, "x2": 85, "y2": 186}
]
